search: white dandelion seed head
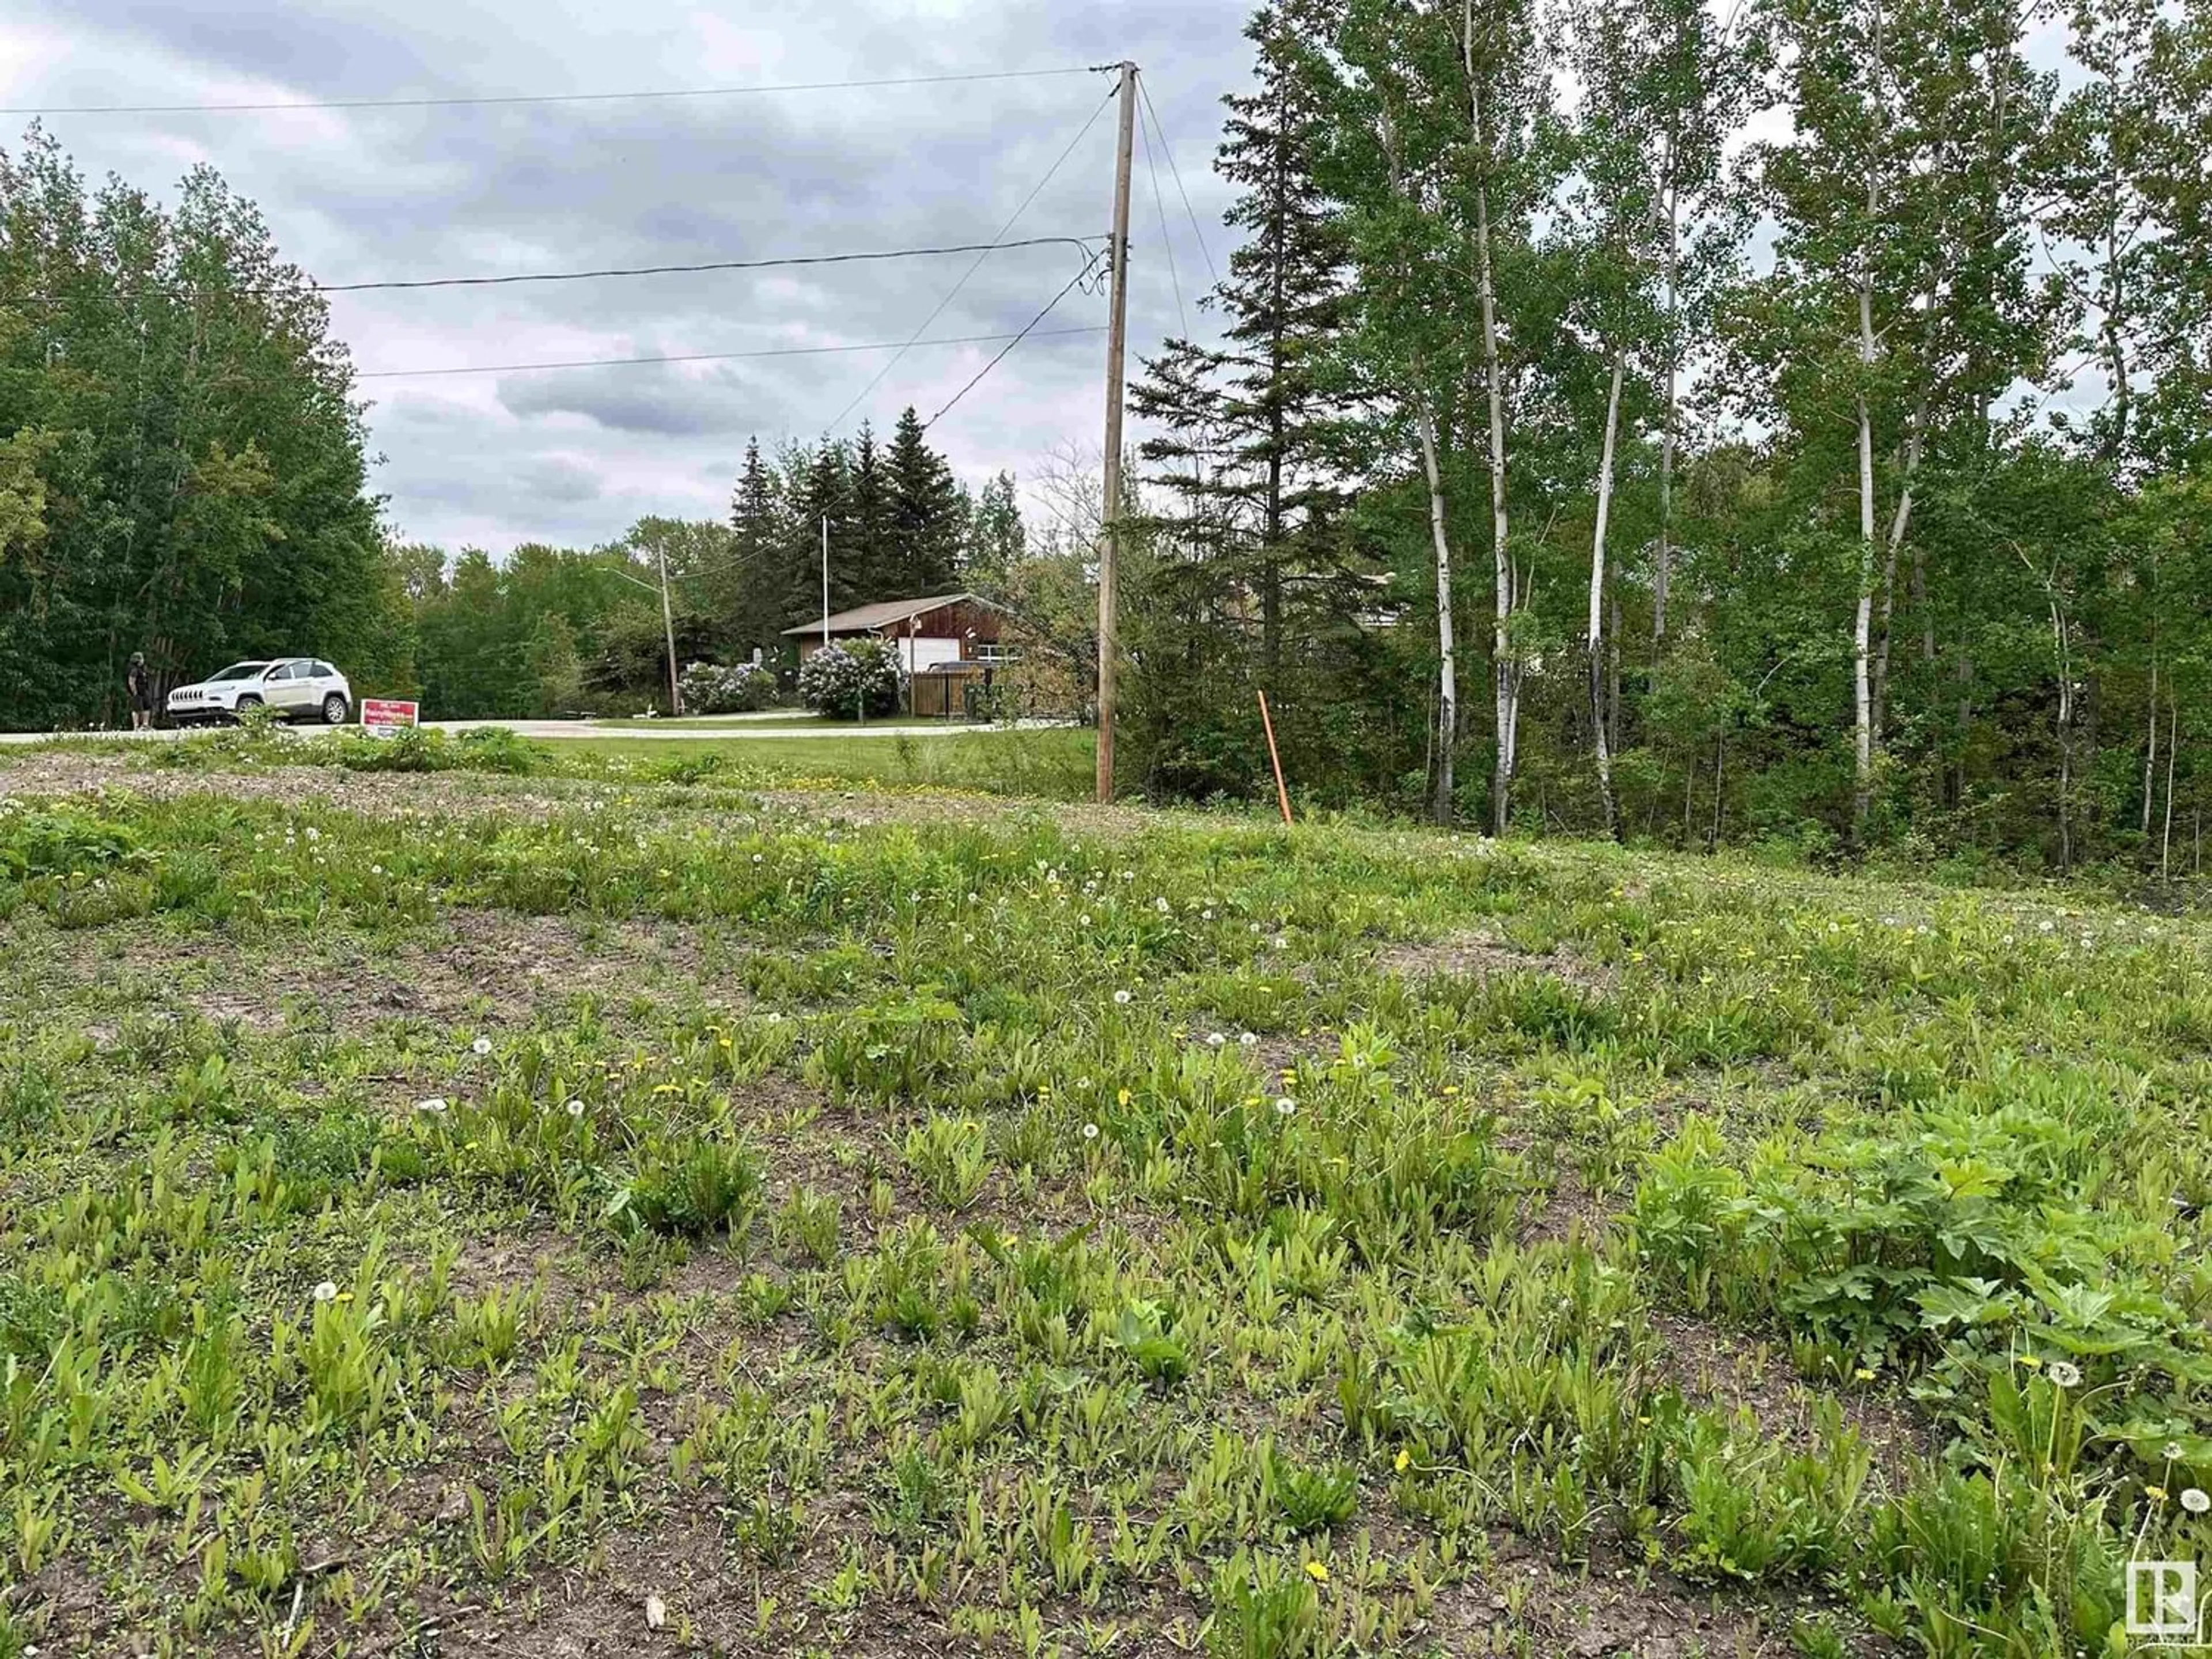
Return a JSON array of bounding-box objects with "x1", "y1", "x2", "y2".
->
[
  {"x1": 1154, "y1": 897, "x2": 1171, "y2": 914},
  {"x1": 1082, "y1": 1122, "x2": 1100, "y2": 1141},
  {"x1": 304, "y1": 827, "x2": 321, "y2": 842},
  {"x1": 1275, "y1": 1098, "x2": 1297, "y2": 1116},
  {"x1": 1202, "y1": 908, "x2": 1215, "y2": 921},
  {"x1": 2186, "y1": 1488, "x2": 2211, "y2": 1514},
  {"x1": 566, "y1": 1099, "x2": 585, "y2": 1118},
  {"x1": 415, "y1": 1096, "x2": 449, "y2": 1115},
  {"x1": 2048, "y1": 1361, "x2": 2082, "y2": 1388},
  {"x1": 312, "y1": 1281, "x2": 339, "y2": 1304},
  {"x1": 1206, "y1": 1033, "x2": 1227, "y2": 1048},
  {"x1": 1238, "y1": 1033, "x2": 1259, "y2": 1047},
  {"x1": 1080, "y1": 915, "x2": 1092, "y2": 927},
  {"x1": 1113, "y1": 989, "x2": 1132, "y2": 1006},
  {"x1": 471, "y1": 1037, "x2": 493, "y2": 1057},
  {"x1": 2168, "y1": 1442, "x2": 2186, "y2": 1461}
]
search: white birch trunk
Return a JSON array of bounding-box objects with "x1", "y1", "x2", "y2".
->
[
  {"x1": 1654, "y1": 153, "x2": 1679, "y2": 646},
  {"x1": 1416, "y1": 404, "x2": 1460, "y2": 824},
  {"x1": 1465, "y1": 0, "x2": 1516, "y2": 836},
  {"x1": 1590, "y1": 346, "x2": 1626, "y2": 838}
]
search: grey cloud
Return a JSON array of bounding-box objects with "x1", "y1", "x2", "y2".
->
[{"x1": 10, "y1": 0, "x2": 1249, "y2": 552}]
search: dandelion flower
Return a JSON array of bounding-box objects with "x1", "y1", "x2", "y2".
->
[
  {"x1": 1305, "y1": 1561, "x2": 1329, "y2": 1584},
  {"x1": 1113, "y1": 989, "x2": 1132, "y2": 1006},
  {"x1": 312, "y1": 1281, "x2": 339, "y2": 1303},
  {"x1": 1206, "y1": 1032, "x2": 1227, "y2": 1048},
  {"x1": 2048, "y1": 1360, "x2": 2082, "y2": 1388},
  {"x1": 1393, "y1": 1449, "x2": 1410, "y2": 1472},
  {"x1": 2188, "y1": 1489, "x2": 2212, "y2": 1514},
  {"x1": 1116, "y1": 1088, "x2": 1132, "y2": 1108},
  {"x1": 1853, "y1": 1367, "x2": 1876, "y2": 1382},
  {"x1": 471, "y1": 1036, "x2": 493, "y2": 1056},
  {"x1": 1275, "y1": 1098, "x2": 1297, "y2": 1116},
  {"x1": 1082, "y1": 1123, "x2": 1100, "y2": 1141},
  {"x1": 415, "y1": 1096, "x2": 449, "y2": 1115},
  {"x1": 1238, "y1": 1032, "x2": 1259, "y2": 1048},
  {"x1": 566, "y1": 1099, "x2": 585, "y2": 1118},
  {"x1": 2149, "y1": 1484, "x2": 2170, "y2": 1502}
]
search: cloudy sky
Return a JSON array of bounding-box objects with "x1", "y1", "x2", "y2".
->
[{"x1": 2, "y1": 1, "x2": 1250, "y2": 553}]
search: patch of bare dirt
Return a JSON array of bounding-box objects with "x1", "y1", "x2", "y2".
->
[
  {"x1": 1427, "y1": 1558, "x2": 1808, "y2": 1657},
  {"x1": 1652, "y1": 1309, "x2": 1933, "y2": 1486},
  {"x1": 35, "y1": 908, "x2": 743, "y2": 1037},
  {"x1": 1377, "y1": 929, "x2": 1619, "y2": 995}
]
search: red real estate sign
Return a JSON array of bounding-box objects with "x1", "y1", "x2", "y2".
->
[{"x1": 361, "y1": 699, "x2": 419, "y2": 737}]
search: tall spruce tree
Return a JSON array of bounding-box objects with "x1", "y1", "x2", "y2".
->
[
  {"x1": 726, "y1": 437, "x2": 789, "y2": 657},
  {"x1": 887, "y1": 406, "x2": 963, "y2": 594},
  {"x1": 847, "y1": 423, "x2": 892, "y2": 608},
  {"x1": 1132, "y1": 0, "x2": 1354, "y2": 693}
]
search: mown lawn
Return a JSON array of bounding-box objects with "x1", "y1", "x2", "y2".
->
[
  {"x1": 567, "y1": 726, "x2": 1095, "y2": 799},
  {"x1": 1, "y1": 752, "x2": 2207, "y2": 1657}
]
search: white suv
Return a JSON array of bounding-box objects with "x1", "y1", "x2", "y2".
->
[{"x1": 167, "y1": 658, "x2": 353, "y2": 726}]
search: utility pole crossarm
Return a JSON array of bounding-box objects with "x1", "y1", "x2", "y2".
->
[{"x1": 1096, "y1": 59, "x2": 1137, "y2": 805}]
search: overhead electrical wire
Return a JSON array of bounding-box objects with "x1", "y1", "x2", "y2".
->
[
  {"x1": 1136, "y1": 86, "x2": 1191, "y2": 343},
  {"x1": 827, "y1": 79, "x2": 1118, "y2": 430},
  {"x1": 355, "y1": 324, "x2": 1104, "y2": 380},
  {"x1": 3, "y1": 65, "x2": 1100, "y2": 117},
  {"x1": 924, "y1": 252, "x2": 1107, "y2": 429},
  {"x1": 1137, "y1": 75, "x2": 1219, "y2": 288},
  {"x1": 315, "y1": 234, "x2": 1100, "y2": 294}
]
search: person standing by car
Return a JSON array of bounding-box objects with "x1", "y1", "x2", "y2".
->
[{"x1": 126, "y1": 653, "x2": 154, "y2": 732}]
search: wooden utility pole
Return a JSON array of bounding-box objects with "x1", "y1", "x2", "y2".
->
[
  {"x1": 656, "y1": 539, "x2": 682, "y2": 714},
  {"x1": 1096, "y1": 60, "x2": 1137, "y2": 804}
]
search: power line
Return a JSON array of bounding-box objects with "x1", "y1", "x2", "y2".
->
[
  {"x1": 4, "y1": 66, "x2": 1100, "y2": 117},
  {"x1": 355, "y1": 324, "x2": 1104, "y2": 380},
  {"x1": 926, "y1": 251, "x2": 1106, "y2": 429},
  {"x1": 1137, "y1": 75, "x2": 1219, "y2": 288},
  {"x1": 1136, "y1": 88, "x2": 1190, "y2": 343},
  {"x1": 828, "y1": 81, "x2": 1118, "y2": 430},
  {"x1": 316, "y1": 234, "x2": 1099, "y2": 294}
]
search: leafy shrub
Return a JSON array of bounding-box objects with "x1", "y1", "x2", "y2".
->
[
  {"x1": 798, "y1": 638, "x2": 900, "y2": 719},
  {"x1": 678, "y1": 660, "x2": 776, "y2": 714},
  {"x1": 0, "y1": 806, "x2": 141, "y2": 880},
  {"x1": 328, "y1": 725, "x2": 550, "y2": 775}
]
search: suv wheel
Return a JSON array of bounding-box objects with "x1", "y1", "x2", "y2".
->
[
  {"x1": 322, "y1": 692, "x2": 350, "y2": 725},
  {"x1": 232, "y1": 695, "x2": 261, "y2": 721}
]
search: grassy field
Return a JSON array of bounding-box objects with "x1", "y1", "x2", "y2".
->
[
  {"x1": 1, "y1": 743, "x2": 2207, "y2": 1657},
  {"x1": 569, "y1": 728, "x2": 1094, "y2": 798}
]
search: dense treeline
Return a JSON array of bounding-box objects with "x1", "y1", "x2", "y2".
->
[
  {"x1": 0, "y1": 130, "x2": 400, "y2": 728},
  {"x1": 1125, "y1": 0, "x2": 2212, "y2": 870},
  {"x1": 0, "y1": 123, "x2": 1067, "y2": 725},
  {"x1": 391, "y1": 425, "x2": 1050, "y2": 718}
]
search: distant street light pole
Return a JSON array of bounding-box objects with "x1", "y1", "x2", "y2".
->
[
  {"x1": 1095, "y1": 60, "x2": 1137, "y2": 805},
  {"x1": 654, "y1": 540, "x2": 682, "y2": 714},
  {"x1": 821, "y1": 515, "x2": 832, "y2": 654}
]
